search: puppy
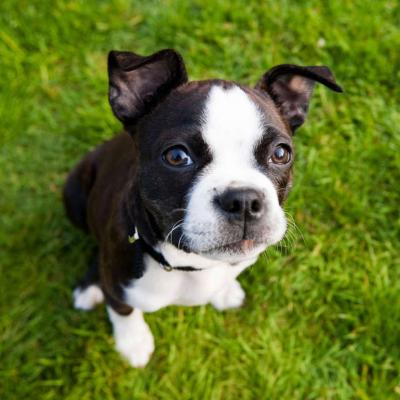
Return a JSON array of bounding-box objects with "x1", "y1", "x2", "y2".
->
[{"x1": 63, "y1": 49, "x2": 342, "y2": 367}]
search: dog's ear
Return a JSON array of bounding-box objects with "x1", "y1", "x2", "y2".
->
[
  {"x1": 256, "y1": 65, "x2": 343, "y2": 132},
  {"x1": 108, "y1": 49, "x2": 188, "y2": 126}
]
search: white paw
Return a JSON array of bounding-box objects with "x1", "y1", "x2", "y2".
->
[
  {"x1": 115, "y1": 320, "x2": 155, "y2": 368},
  {"x1": 211, "y1": 280, "x2": 246, "y2": 311},
  {"x1": 108, "y1": 308, "x2": 155, "y2": 368},
  {"x1": 73, "y1": 285, "x2": 104, "y2": 311}
]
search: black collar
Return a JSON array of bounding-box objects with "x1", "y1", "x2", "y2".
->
[{"x1": 129, "y1": 232, "x2": 202, "y2": 272}]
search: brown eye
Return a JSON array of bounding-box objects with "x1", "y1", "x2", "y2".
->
[
  {"x1": 270, "y1": 145, "x2": 291, "y2": 164},
  {"x1": 163, "y1": 146, "x2": 193, "y2": 167}
]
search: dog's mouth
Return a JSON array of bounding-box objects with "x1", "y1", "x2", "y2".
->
[
  {"x1": 176, "y1": 215, "x2": 287, "y2": 262},
  {"x1": 178, "y1": 223, "x2": 275, "y2": 260},
  {"x1": 201, "y1": 238, "x2": 264, "y2": 255}
]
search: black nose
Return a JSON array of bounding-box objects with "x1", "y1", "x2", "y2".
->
[{"x1": 216, "y1": 188, "x2": 265, "y2": 221}]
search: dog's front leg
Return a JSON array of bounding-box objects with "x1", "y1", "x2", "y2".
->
[
  {"x1": 210, "y1": 279, "x2": 246, "y2": 311},
  {"x1": 107, "y1": 306, "x2": 154, "y2": 368},
  {"x1": 98, "y1": 211, "x2": 155, "y2": 367}
]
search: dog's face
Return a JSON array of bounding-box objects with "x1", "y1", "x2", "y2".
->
[
  {"x1": 137, "y1": 82, "x2": 291, "y2": 263},
  {"x1": 108, "y1": 50, "x2": 342, "y2": 263}
]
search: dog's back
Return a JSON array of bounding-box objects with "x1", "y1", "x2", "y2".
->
[
  {"x1": 63, "y1": 156, "x2": 96, "y2": 232},
  {"x1": 63, "y1": 132, "x2": 135, "y2": 234}
]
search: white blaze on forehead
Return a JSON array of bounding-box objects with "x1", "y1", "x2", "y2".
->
[{"x1": 202, "y1": 85, "x2": 264, "y2": 166}]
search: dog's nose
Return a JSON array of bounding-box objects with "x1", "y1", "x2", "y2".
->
[{"x1": 216, "y1": 188, "x2": 265, "y2": 221}]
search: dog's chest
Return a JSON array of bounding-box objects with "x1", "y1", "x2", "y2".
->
[{"x1": 124, "y1": 255, "x2": 249, "y2": 312}]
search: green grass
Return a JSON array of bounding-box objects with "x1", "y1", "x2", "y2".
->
[{"x1": 1, "y1": 0, "x2": 399, "y2": 399}]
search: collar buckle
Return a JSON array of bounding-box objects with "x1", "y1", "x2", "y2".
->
[{"x1": 128, "y1": 228, "x2": 139, "y2": 244}]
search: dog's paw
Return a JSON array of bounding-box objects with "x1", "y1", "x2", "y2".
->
[
  {"x1": 73, "y1": 285, "x2": 104, "y2": 311},
  {"x1": 115, "y1": 320, "x2": 155, "y2": 368},
  {"x1": 211, "y1": 280, "x2": 246, "y2": 311}
]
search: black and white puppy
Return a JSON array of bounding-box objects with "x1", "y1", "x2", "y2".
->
[{"x1": 63, "y1": 49, "x2": 342, "y2": 367}]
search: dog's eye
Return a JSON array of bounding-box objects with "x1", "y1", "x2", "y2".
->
[
  {"x1": 163, "y1": 146, "x2": 193, "y2": 167},
  {"x1": 269, "y1": 145, "x2": 291, "y2": 164}
]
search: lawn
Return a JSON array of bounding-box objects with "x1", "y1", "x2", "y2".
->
[{"x1": 1, "y1": 0, "x2": 399, "y2": 399}]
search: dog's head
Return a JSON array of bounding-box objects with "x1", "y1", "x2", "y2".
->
[{"x1": 108, "y1": 49, "x2": 342, "y2": 264}]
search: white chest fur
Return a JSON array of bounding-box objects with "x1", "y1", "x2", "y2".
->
[{"x1": 124, "y1": 251, "x2": 255, "y2": 313}]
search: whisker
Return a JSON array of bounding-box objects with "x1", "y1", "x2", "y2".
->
[
  {"x1": 165, "y1": 219, "x2": 184, "y2": 243},
  {"x1": 177, "y1": 231, "x2": 186, "y2": 250},
  {"x1": 267, "y1": 210, "x2": 304, "y2": 255},
  {"x1": 284, "y1": 210, "x2": 305, "y2": 244}
]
